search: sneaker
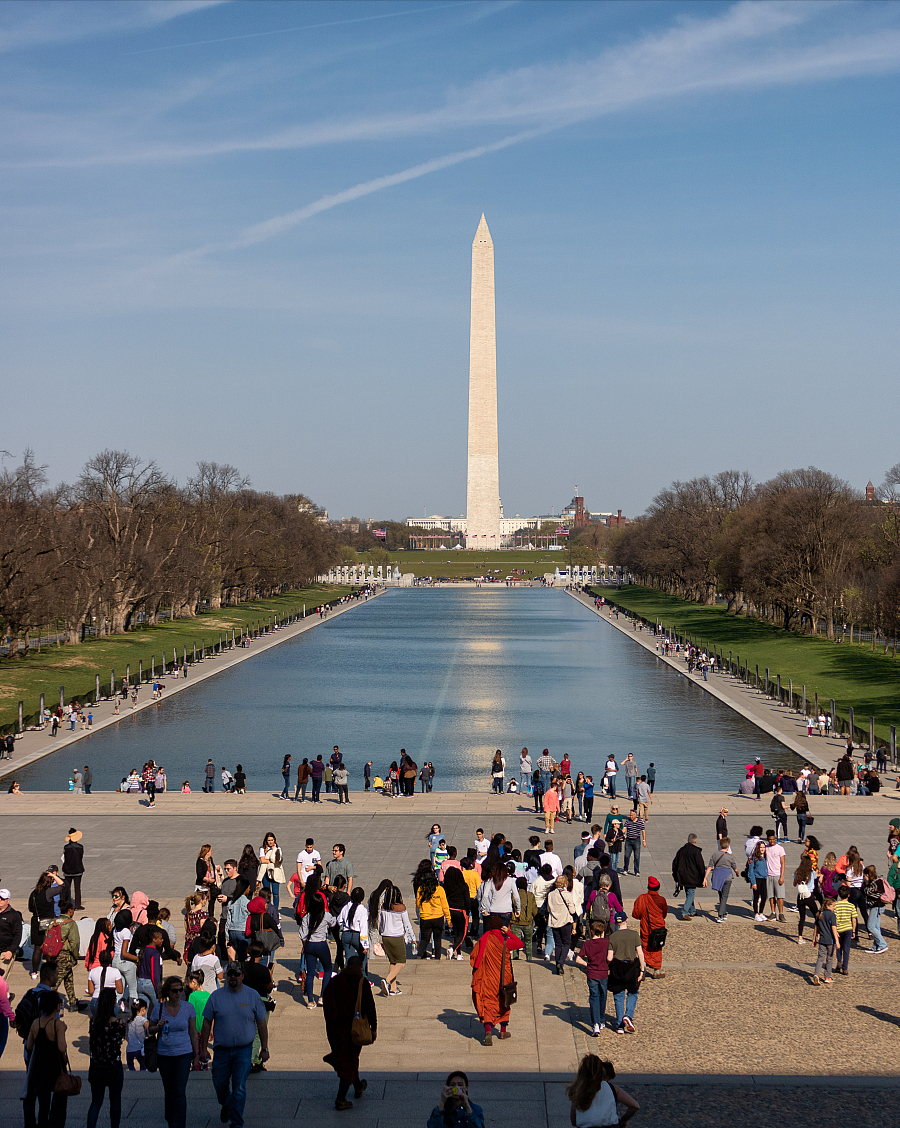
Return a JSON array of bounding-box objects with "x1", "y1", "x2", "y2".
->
[
  {"x1": 622, "y1": 1016, "x2": 635, "y2": 1033},
  {"x1": 796, "y1": 937, "x2": 806, "y2": 946},
  {"x1": 389, "y1": 988, "x2": 402, "y2": 995},
  {"x1": 787, "y1": 905, "x2": 800, "y2": 914},
  {"x1": 811, "y1": 975, "x2": 820, "y2": 986},
  {"x1": 823, "y1": 977, "x2": 833, "y2": 983},
  {"x1": 862, "y1": 946, "x2": 881, "y2": 954},
  {"x1": 753, "y1": 914, "x2": 766, "y2": 922},
  {"x1": 613, "y1": 1024, "x2": 625, "y2": 1035},
  {"x1": 778, "y1": 914, "x2": 787, "y2": 923},
  {"x1": 592, "y1": 1024, "x2": 601, "y2": 1036},
  {"x1": 874, "y1": 947, "x2": 888, "y2": 954},
  {"x1": 715, "y1": 916, "x2": 725, "y2": 924},
  {"x1": 767, "y1": 914, "x2": 777, "y2": 921}
]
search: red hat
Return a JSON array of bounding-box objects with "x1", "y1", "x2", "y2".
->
[{"x1": 647, "y1": 877, "x2": 660, "y2": 890}]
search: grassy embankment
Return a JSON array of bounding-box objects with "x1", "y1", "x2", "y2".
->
[
  {"x1": 354, "y1": 549, "x2": 570, "y2": 579},
  {"x1": 592, "y1": 585, "x2": 900, "y2": 745},
  {"x1": 0, "y1": 584, "x2": 349, "y2": 732}
]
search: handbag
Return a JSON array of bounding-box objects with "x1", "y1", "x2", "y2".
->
[
  {"x1": 805, "y1": 815, "x2": 814, "y2": 825},
  {"x1": 498, "y1": 935, "x2": 518, "y2": 1009},
  {"x1": 647, "y1": 926, "x2": 668, "y2": 952},
  {"x1": 53, "y1": 1053, "x2": 82, "y2": 1096},
  {"x1": 350, "y1": 977, "x2": 374, "y2": 1046}
]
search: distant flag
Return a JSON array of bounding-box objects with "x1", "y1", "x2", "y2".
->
[
  {"x1": 556, "y1": 525, "x2": 569, "y2": 535},
  {"x1": 373, "y1": 528, "x2": 386, "y2": 539}
]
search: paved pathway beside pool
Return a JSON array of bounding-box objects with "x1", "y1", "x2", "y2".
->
[{"x1": 1, "y1": 794, "x2": 898, "y2": 1126}]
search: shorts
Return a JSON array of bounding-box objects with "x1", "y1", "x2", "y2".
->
[
  {"x1": 765, "y1": 876, "x2": 781, "y2": 900},
  {"x1": 381, "y1": 936, "x2": 407, "y2": 965}
]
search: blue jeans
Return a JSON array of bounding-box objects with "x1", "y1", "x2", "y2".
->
[
  {"x1": 623, "y1": 839, "x2": 641, "y2": 874},
  {"x1": 113, "y1": 955, "x2": 138, "y2": 1003},
  {"x1": 303, "y1": 940, "x2": 333, "y2": 1002},
  {"x1": 280, "y1": 775, "x2": 290, "y2": 799},
  {"x1": 158, "y1": 1051, "x2": 192, "y2": 1128},
  {"x1": 312, "y1": 777, "x2": 322, "y2": 802},
  {"x1": 540, "y1": 771, "x2": 551, "y2": 795},
  {"x1": 867, "y1": 906, "x2": 886, "y2": 950},
  {"x1": 587, "y1": 978, "x2": 608, "y2": 1028},
  {"x1": 341, "y1": 930, "x2": 368, "y2": 974},
  {"x1": 682, "y1": 887, "x2": 696, "y2": 917},
  {"x1": 520, "y1": 772, "x2": 531, "y2": 792},
  {"x1": 211, "y1": 1042, "x2": 253, "y2": 1128},
  {"x1": 228, "y1": 930, "x2": 248, "y2": 962},
  {"x1": 262, "y1": 875, "x2": 280, "y2": 914},
  {"x1": 606, "y1": 776, "x2": 616, "y2": 798},
  {"x1": 492, "y1": 776, "x2": 503, "y2": 793},
  {"x1": 612, "y1": 989, "x2": 637, "y2": 1026},
  {"x1": 626, "y1": 776, "x2": 636, "y2": 799},
  {"x1": 136, "y1": 977, "x2": 158, "y2": 1008},
  {"x1": 796, "y1": 814, "x2": 808, "y2": 842}
]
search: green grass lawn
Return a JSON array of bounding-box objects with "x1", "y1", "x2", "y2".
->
[
  {"x1": 0, "y1": 584, "x2": 349, "y2": 732},
  {"x1": 354, "y1": 549, "x2": 571, "y2": 579},
  {"x1": 592, "y1": 585, "x2": 900, "y2": 744}
]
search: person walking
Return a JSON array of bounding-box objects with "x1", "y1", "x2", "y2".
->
[
  {"x1": 811, "y1": 897, "x2": 839, "y2": 985},
  {"x1": 604, "y1": 756, "x2": 618, "y2": 799},
  {"x1": 833, "y1": 885, "x2": 856, "y2": 974},
  {"x1": 862, "y1": 865, "x2": 890, "y2": 954},
  {"x1": 53, "y1": 900, "x2": 83, "y2": 1013},
  {"x1": 715, "y1": 808, "x2": 728, "y2": 846},
  {"x1": 623, "y1": 754, "x2": 638, "y2": 800},
  {"x1": 416, "y1": 871, "x2": 451, "y2": 960},
  {"x1": 85, "y1": 987, "x2": 126, "y2": 1128},
  {"x1": 790, "y1": 792, "x2": 811, "y2": 843},
  {"x1": 322, "y1": 959, "x2": 376, "y2": 1111},
  {"x1": 375, "y1": 886, "x2": 416, "y2": 994},
  {"x1": 705, "y1": 838, "x2": 738, "y2": 923},
  {"x1": 574, "y1": 921, "x2": 611, "y2": 1035},
  {"x1": 149, "y1": 976, "x2": 199, "y2": 1128},
  {"x1": 279, "y1": 755, "x2": 291, "y2": 800},
  {"x1": 631, "y1": 878, "x2": 667, "y2": 979},
  {"x1": 607, "y1": 912, "x2": 645, "y2": 1034},
  {"x1": 622, "y1": 810, "x2": 646, "y2": 877},
  {"x1": 469, "y1": 915, "x2": 522, "y2": 1046},
  {"x1": 200, "y1": 963, "x2": 268, "y2": 1127},
  {"x1": 294, "y1": 758, "x2": 310, "y2": 802},
  {"x1": 297, "y1": 892, "x2": 335, "y2": 1007},
  {"x1": 547, "y1": 875, "x2": 578, "y2": 974},
  {"x1": 543, "y1": 782, "x2": 561, "y2": 832},
  {"x1": 61, "y1": 829, "x2": 85, "y2": 911},
  {"x1": 672, "y1": 834, "x2": 706, "y2": 920},
  {"x1": 792, "y1": 857, "x2": 819, "y2": 945},
  {"x1": 337, "y1": 888, "x2": 369, "y2": 973}
]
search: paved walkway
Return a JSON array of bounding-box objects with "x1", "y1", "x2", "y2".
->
[
  {"x1": 567, "y1": 589, "x2": 891, "y2": 777},
  {"x1": 0, "y1": 590, "x2": 386, "y2": 781},
  {"x1": 1, "y1": 796, "x2": 899, "y2": 1126}
]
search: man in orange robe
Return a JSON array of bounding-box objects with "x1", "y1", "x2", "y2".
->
[
  {"x1": 470, "y1": 915, "x2": 523, "y2": 1045},
  {"x1": 631, "y1": 877, "x2": 668, "y2": 979}
]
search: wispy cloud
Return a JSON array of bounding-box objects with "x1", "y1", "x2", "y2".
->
[
  {"x1": 7, "y1": 1, "x2": 900, "y2": 170},
  {"x1": 0, "y1": 1, "x2": 226, "y2": 55}
]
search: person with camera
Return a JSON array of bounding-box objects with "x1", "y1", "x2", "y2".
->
[{"x1": 427, "y1": 1070, "x2": 484, "y2": 1127}]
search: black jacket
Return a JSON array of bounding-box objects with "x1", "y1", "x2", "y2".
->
[
  {"x1": 672, "y1": 842, "x2": 706, "y2": 889},
  {"x1": 62, "y1": 842, "x2": 84, "y2": 876},
  {"x1": 0, "y1": 904, "x2": 23, "y2": 954}
]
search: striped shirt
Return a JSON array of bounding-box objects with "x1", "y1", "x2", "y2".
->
[
  {"x1": 833, "y1": 899, "x2": 856, "y2": 933},
  {"x1": 624, "y1": 817, "x2": 645, "y2": 840}
]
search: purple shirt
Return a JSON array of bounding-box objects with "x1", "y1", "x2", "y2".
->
[
  {"x1": 310, "y1": 761, "x2": 324, "y2": 780},
  {"x1": 579, "y1": 937, "x2": 610, "y2": 980}
]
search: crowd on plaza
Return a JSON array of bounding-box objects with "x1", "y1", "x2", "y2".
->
[{"x1": 2, "y1": 741, "x2": 899, "y2": 1128}]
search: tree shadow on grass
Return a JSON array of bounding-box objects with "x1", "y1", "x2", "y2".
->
[{"x1": 857, "y1": 1004, "x2": 900, "y2": 1028}]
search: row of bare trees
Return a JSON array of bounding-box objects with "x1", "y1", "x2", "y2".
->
[
  {"x1": 608, "y1": 464, "x2": 900, "y2": 648},
  {"x1": 0, "y1": 450, "x2": 339, "y2": 655}
]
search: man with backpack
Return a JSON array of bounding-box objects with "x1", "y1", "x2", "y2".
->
[
  {"x1": 672, "y1": 834, "x2": 706, "y2": 920},
  {"x1": 43, "y1": 899, "x2": 84, "y2": 1011}
]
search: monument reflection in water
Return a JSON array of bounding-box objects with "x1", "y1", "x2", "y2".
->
[{"x1": 17, "y1": 588, "x2": 798, "y2": 792}]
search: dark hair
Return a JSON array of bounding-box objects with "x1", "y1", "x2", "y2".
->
[
  {"x1": 305, "y1": 892, "x2": 326, "y2": 937},
  {"x1": 246, "y1": 941, "x2": 265, "y2": 961},
  {"x1": 412, "y1": 859, "x2": 433, "y2": 897},
  {"x1": 160, "y1": 976, "x2": 183, "y2": 1001},
  {"x1": 443, "y1": 867, "x2": 467, "y2": 900},
  {"x1": 418, "y1": 870, "x2": 439, "y2": 902},
  {"x1": 38, "y1": 991, "x2": 61, "y2": 1016},
  {"x1": 350, "y1": 887, "x2": 365, "y2": 906},
  {"x1": 333, "y1": 843, "x2": 345, "y2": 856},
  {"x1": 113, "y1": 910, "x2": 133, "y2": 931},
  {"x1": 368, "y1": 879, "x2": 393, "y2": 930},
  {"x1": 806, "y1": 835, "x2": 821, "y2": 853},
  {"x1": 87, "y1": 918, "x2": 112, "y2": 965},
  {"x1": 539, "y1": 864, "x2": 553, "y2": 880},
  {"x1": 90, "y1": 989, "x2": 120, "y2": 1052}
]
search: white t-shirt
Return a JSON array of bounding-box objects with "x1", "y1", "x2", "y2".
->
[
  {"x1": 605, "y1": 759, "x2": 617, "y2": 778},
  {"x1": 113, "y1": 927, "x2": 132, "y2": 958},
  {"x1": 474, "y1": 838, "x2": 489, "y2": 860},
  {"x1": 89, "y1": 965, "x2": 123, "y2": 993},
  {"x1": 539, "y1": 851, "x2": 564, "y2": 879},
  {"x1": 191, "y1": 952, "x2": 223, "y2": 980},
  {"x1": 575, "y1": 1080, "x2": 618, "y2": 1127},
  {"x1": 296, "y1": 848, "x2": 321, "y2": 883}
]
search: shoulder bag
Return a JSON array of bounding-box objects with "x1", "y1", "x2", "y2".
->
[
  {"x1": 53, "y1": 1050, "x2": 82, "y2": 1097},
  {"x1": 498, "y1": 935, "x2": 518, "y2": 1009},
  {"x1": 350, "y1": 977, "x2": 374, "y2": 1046}
]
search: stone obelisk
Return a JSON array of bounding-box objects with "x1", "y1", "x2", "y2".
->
[{"x1": 465, "y1": 215, "x2": 501, "y2": 549}]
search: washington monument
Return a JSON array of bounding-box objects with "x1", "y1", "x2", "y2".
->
[{"x1": 465, "y1": 214, "x2": 501, "y2": 549}]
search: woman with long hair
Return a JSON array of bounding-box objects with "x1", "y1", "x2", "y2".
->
[
  {"x1": 85, "y1": 917, "x2": 113, "y2": 974},
  {"x1": 412, "y1": 859, "x2": 434, "y2": 901},
  {"x1": 194, "y1": 844, "x2": 217, "y2": 905},
  {"x1": 547, "y1": 874, "x2": 578, "y2": 973},
  {"x1": 28, "y1": 870, "x2": 64, "y2": 979},
  {"x1": 280, "y1": 754, "x2": 292, "y2": 800},
  {"x1": 147, "y1": 977, "x2": 199, "y2": 1128},
  {"x1": 24, "y1": 991, "x2": 68, "y2": 1128},
  {"x1": 862, "y1": 865, "x2": 890, "y2": 954},
  {"x1": 389, "y1": 761, "x2": 400, "y2": 797},
  {"x1": 416, "y1": 871, "x2": 450, "y2": 961},
  {"x1": 367, "y1": 879, "x2": 393, "y2": 935},
  {"x1": 792, "y1": 857, "x2": 818, "y2": 944},
  {"x1": 257, "y1": 832, "x2": 285, "y2": 915},
  {"x1": 443, "y1": 868, "x2": 470, "y2": 960},
  {"x1": 479, "y1": 861, "x2": 521, "y2": 928},
  {"x1": 490, "y1": 750, "x2": 505, "y2": 794},
  {"x1": 297, "y1": 891, "x2": 335, "y2": 1007},
  {"x1": 86, "y1": 988, "x2": 126, "y2": 1128},
  {"x1": 337, "y1": 887, "x2": 369, "y2": 973},
  {"x1": 566, "y1": 1054, "x2": 639, "y2": 1126},
  {"x1": 843, "y1": 846, "x2": 867, "y2": 935},
  {"x1": 182, "y1": 893, "x2": 208, "y2": 950},
  {"x1": 749, "y1": 842, "x2": 769, "y2": 921},
  {"x1": 237, "y1": 844, "x2": 258, "y2": 887},
  {"x1": 376, "y1": 884, "x2": 416, "y2": 995}
]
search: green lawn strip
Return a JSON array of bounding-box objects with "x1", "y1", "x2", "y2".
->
[
  {"x1": 592, "y1": 585, "x2": 900, "y2": 744},
  {"x1": 354, "y1": 550, "x2": 569, "y2": 579},
  {"x1": 0, "y1": 584, "x2": 350, "y2": 732}
]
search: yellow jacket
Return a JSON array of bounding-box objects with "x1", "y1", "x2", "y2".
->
[{"x1": 416, "y1": 886, "x2": 451, "y2": 924}]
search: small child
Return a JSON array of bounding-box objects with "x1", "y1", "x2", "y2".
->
[
  {"x1": 126, "y1": 1000, "x2": 148, "y2": 1070},
  {"x1": 812, "y1": 896, "x2": 839, "y2": 985},
  {"x1": 181, "y1": 781, "x2": 191, "y2": 794}
]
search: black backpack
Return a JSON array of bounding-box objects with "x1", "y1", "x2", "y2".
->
[{"x1": 14, "y1": 989, "x2": 40, "y2": 1040}]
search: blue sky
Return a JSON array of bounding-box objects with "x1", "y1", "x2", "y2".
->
[{"x1": 2, "y1": 0, "x2": 899, "y2": 520}]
